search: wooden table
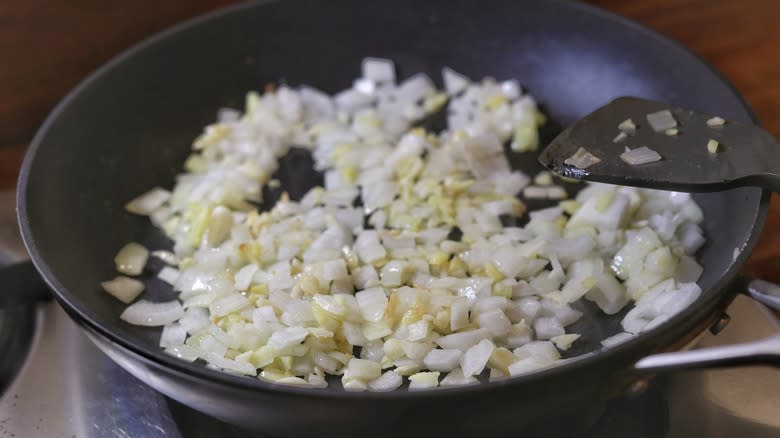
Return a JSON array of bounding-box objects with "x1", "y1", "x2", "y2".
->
[{"x1": 2, "y1": 0, "x2": 779, "y2": 281}]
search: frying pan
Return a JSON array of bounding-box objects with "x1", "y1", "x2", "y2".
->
[{"x1": 10, "y1": 0, "x2": 780, "y2": 436}]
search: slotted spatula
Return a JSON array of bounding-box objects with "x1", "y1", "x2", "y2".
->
[{"x1": 538, "y1": 96, "x2": 780, "y2": 192}]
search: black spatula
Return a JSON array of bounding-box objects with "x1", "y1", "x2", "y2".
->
[{"x1": 538, "y1": 96, "x2": 780, "y2": 192}]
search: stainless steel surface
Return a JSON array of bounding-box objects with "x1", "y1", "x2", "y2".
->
[
  {"x1": 1, "y1": 188, "x2": 779, "y2": 437},
  {"x1": 667, "y1": 295, "x2": 780, "y2": 438},
  {"x1": 0, "y1": 304, "x2": 179, "y2": 438},
  {"x1": 0, "y1": 188, "x2": 180, "y2": 438}
]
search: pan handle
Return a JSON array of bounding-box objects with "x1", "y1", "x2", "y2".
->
[
  {"x1": 0, "y1": 260, "x2": 51, "y2": 308},
  {"x1": 634, "y1": 276, "x2": 780, "y2": 372}
]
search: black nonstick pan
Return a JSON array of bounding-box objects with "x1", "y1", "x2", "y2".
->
[{"x1": 10, "y1": 0, "x2": 780, "y2": 436}]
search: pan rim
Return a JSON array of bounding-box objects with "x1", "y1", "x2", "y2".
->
[{"x1": 17, "y1": 0, "x2": 769, "y2": 400}]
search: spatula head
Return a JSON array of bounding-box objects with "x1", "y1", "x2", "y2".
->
[{"x1": 538, "y1": 96, "x2": 778, "y2": 192}]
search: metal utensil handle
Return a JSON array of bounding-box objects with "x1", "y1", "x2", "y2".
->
[{"x1": 635, "y1": 277, "x2": 780, "y2": 372}]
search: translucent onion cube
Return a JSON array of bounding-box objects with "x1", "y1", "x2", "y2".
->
[
  {"x1": 408, "y1": 371, "x2": 440, "y2": 390},
  {"x1": 355, "y1": 287, "x2": 388, "y2": 322},
  {"x1": 101, "y1": 276, "x2": 144, "y2": 304},
  {"x1": 423, "y1": 348, "x2": 462, "y2": 372},
  {"x1": 114, "y1": 242, "x2": 149, "y2": 276},
  {"x1": 368, "y1": 370, "x2": 403, "y2": 391},
  {"x1": 460, "y1": 339, "x2": 495, "y2": 376}
]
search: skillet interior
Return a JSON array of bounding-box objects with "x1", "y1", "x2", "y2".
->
[{"x1": 19, "y1": 0, "x2": 765, "y2": 393}]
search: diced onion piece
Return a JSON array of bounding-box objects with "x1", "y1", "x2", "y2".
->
[
  {"x1": 160, "y1": 323, "x2": 187, "y2": 348},
  {"x1": 551, "y1": 333, "x2": 580, "y2": 351},
  {"x1": 617, "y1": 119, "x2": 636, "y2": 135},
  {"x1": 355, "y1": 287, "x2": 388, "y2": 322},
  {"x1": 101, "y1": 276, "x2": 144, "y2": 304},
  {"x1": 646, "y1": 109, "x2": 677, "y2": 132},
  {"x1": 165, "y1": 344, "x2": 199, "y2": 362},
  {"x1": 353, "y1": 78, "x2": 376, "y2": 95},
  {"x1": 440, "y1": 368, "x2": 478, "y2": 387},
  {"x1": 204, "y1": 352, "x2": 257, "y2": 376},
  {"x1": 460, "y1": 339, "x2": 495, "y2": 376},
  {"x1": 268, "y1": 326, "x2": 309, "y2": 351},
  {"x1": 534, "y1": 171, "x2": 553, "y2": 186},
  {"x1": 436, "y1": 329, "x2": 490, "y2": 351},
  {"x1": 475, "y1": 308, "x2": 511, "y2": 337},
  {"x1": 210, "y1": 293, "x2": 250, "y2": 318},
  {"x1": 114, "y1": 242, "x2": 149, "y2": 276},
  {"x1": 706, "y1": 139, "x2": 720, "y2": 154},
  {"x1": 157, "y1": 266, "x2": 180, "y2": 285},
  {"x1": 613, "y1": 131, "x2": 628, "y2": 143},
  {"x1": 507, "y1": 356, "x2": 548, "y2": 376},
  {"x1": 408, "y1": 371, "x2": 440, "y2": 390},
  {"x1": 423, "y1": 349, "x2": 462, "y2": 372},
  {"x1": 396, "y1": 73, "x2": 435, "y2": 104},
  {"x1": 664, "y1": 128, "x2": 678, "y2": 136},
  {"x1": 368, "y1": 370, "x2": 403, "y2": 391},
  {"x1": 706, "y1": 116, "x2": 726, "y2": 127},
  {"x1": 151, "y1": 250, "x2": 178, "y2": 265},
  {"x1": 442, "y1": 67, "x2": 470, "y2": 95},
  {"x1": 546, "y1": 186, "x2": 567, "y2": 200},
  {"x1": 523, "y1": 186, "x2": 548, "y2": 199},
  {"x1": 564, "y1": 147, "x2": 601, "y2": 169},
  {"x1": 344, "y1": 358, "x2": 381, "y2": 383},
  {"x1": 120, "y1": 300, "x2": 183, "y2": 326},
  {"x1": 361, "y1": 57, "x2": 395, "y2": 83},
  {"x1": 513, "y1": 341, "x2": 560, "y2": 362},
  {"x1": 533, "y1": 317, "x2": 564, "y2": 340},
  {"x1": 207, "y1": 206, "x2": 233, "y2": 247},
  {"x1": 620, "y1": 146, "x2": 662, "y2": 165},
  {"x1": 125, "y1": 187, "x2": 171, "y2": 215}
]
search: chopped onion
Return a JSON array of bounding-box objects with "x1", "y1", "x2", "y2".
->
[
  {"x1": 533, "y1": 171, "x2": 553, "y2": 186},
  {"x1": 408, "y1": 371, "x2": 440, "y2": 390},
  {"x1": 460, "y1": 339, "x2": 495, "y2": 376},
  {"x1": 523, "y1": 186, "x2": 548, "y2": 199},
  {"x1": 613, "y1": 131, "x2": 628, "y2": 143},
  {"x1": 646, "y1": 109, "x2": 677, "y2": 132},
  {"x1": 125, "y1": 187, "x2": 171, "y2": 215},
  {"x1": 151, "y1": 250, "x2": 178, "y2": 265},
  {"x1": 160, "y1": 323, "x2": 187, "y2": 348},
  {"x1": 564, "y1": 147, "x2": 601, "y2": 169},
  {"x1": 706, "y1": 116, "x2": 726, "y2": 127},
  {"x1": 706, "y1": 139, "x2": 720, "y2": 154},
  {"x1": 617, "y1": 119, "x2": 636, "y2": 135},
  {"x1": 157, "y1": 266, "x2": 180, "y2": 285},
  {"x1": 101, "y1": 276, "x2": 144, "y2": 304},
  {"x1": 368, "y1": 370, "x2": 403, "y2": 391},
  {"x1": 361, "y1": 57, "x2": 395, "y2": 83},
  {"x1": 546, "y1": 186, "x2": 567, "y2": 200},
  {"x1": 442, "y1": 67, "x2": 470, "y2": 95},
  {"x1": 620, "y1": 146, "x2": 662, "y2": 165},
  {"x1": 551, "y1": 334, "x2": 580, "y2": 351},
  {"x1": 120, "y1": 300, "x2": 183, "y2": 326},
  {"x1": 112, "y1": 57, "x2": 707, "y2": 391},
  {"x1": 114, "y1": 242, "x2": 149, "y2": 276},
  {"x1": 165, "y1": 344, "x2": 199, "y2": 362}
]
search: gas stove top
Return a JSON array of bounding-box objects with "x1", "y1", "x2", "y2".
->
[{"x1": 1, "y1": 189, "x2": 779, "y2": 438}]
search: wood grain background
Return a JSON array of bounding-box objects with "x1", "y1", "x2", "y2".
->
[{"x1": 2, "y1": 0, "x2": 779, "y2": 281}]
